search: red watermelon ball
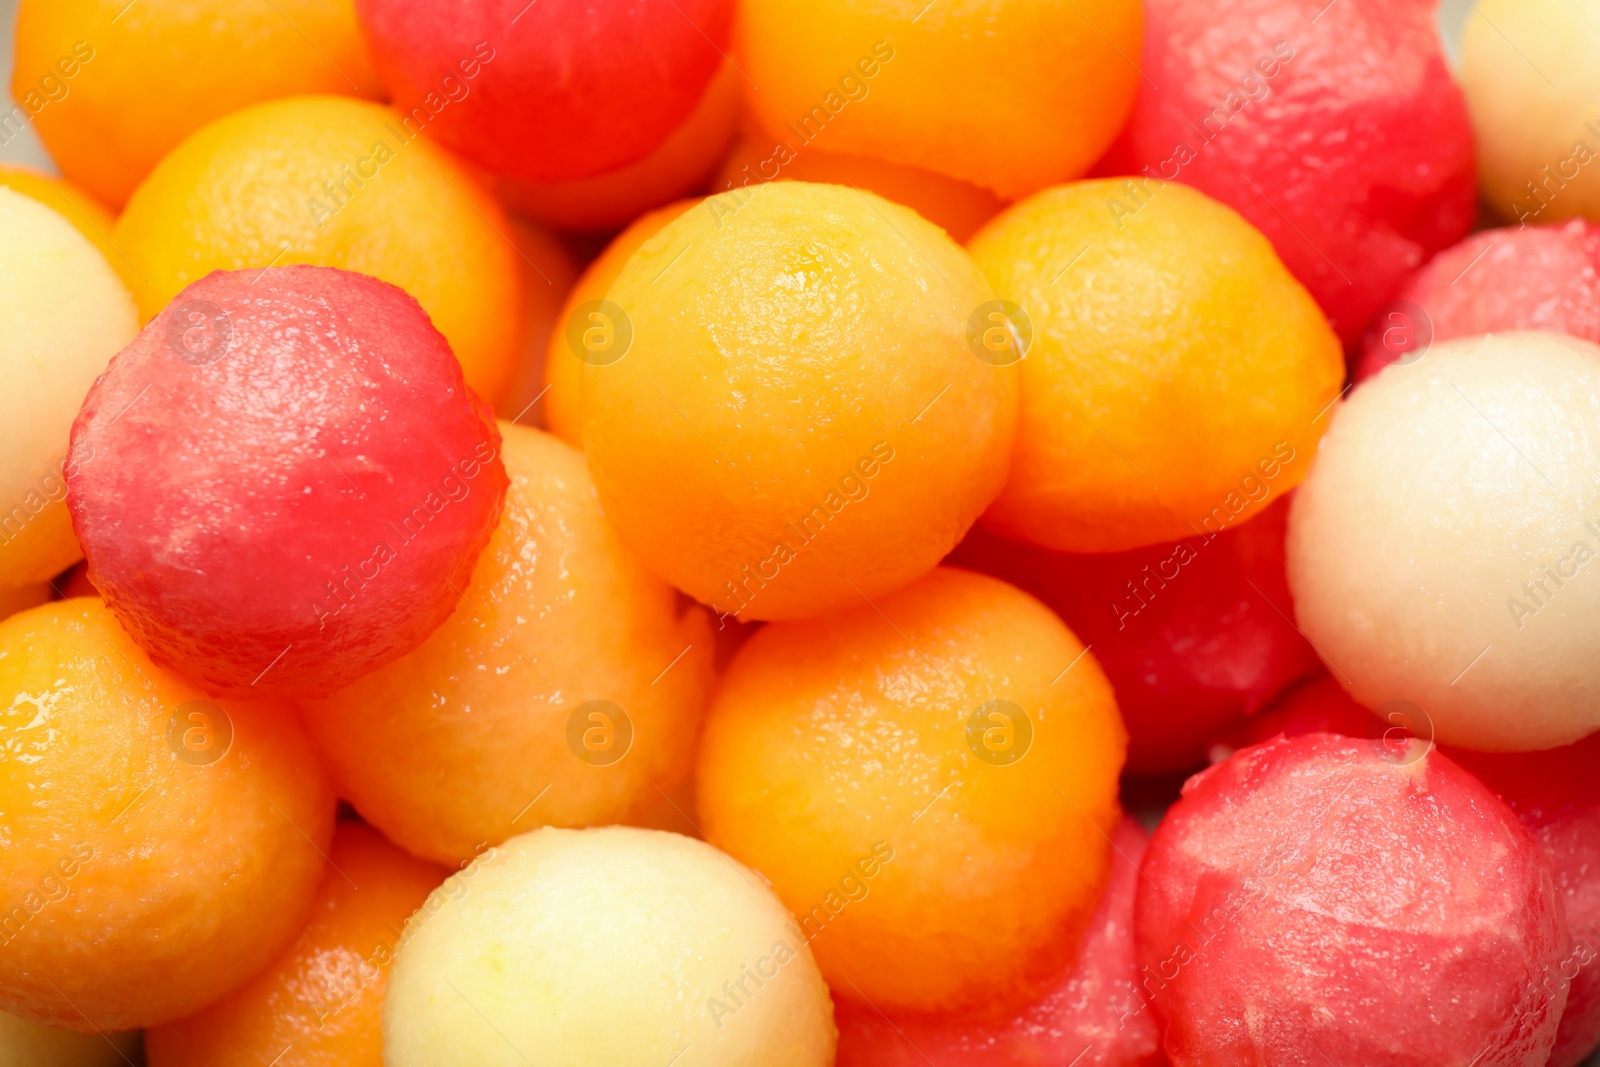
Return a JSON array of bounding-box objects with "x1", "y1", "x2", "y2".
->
[
  {"x1": 66, "y1": 266, "x2": 508, "y2": 698},
  {"x1": 1101, "y1": 0, "x2": 1475, "y2": 343},
  {"x1": 1137, "y1": 733, "x2": 1569, "y2": 1066},
  {"x1": 353, "y1": 0, "x2": 733, "y2": 183}
]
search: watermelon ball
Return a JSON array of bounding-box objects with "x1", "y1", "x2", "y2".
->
[
  {"x1": 950, "y1": 494, "x2": 1320, "y2": 776},
  {"x1": 66, "y1": 266, "x2": 507, "y2": 698},
  {"x1": 1209, "y1": 670, "x2": 1383, "y2": 763},
  {"x1": 1356, "y1": 220, "x2": 1600, "y2": 381},
  {"x1": 1102, "y1": 0, "x2": 1475, "y2": 342},
  {"x1": 1138, "y1": 733, "x2": 1569, "y2": 1066},
  {"x1": 834, "y1": 817, "x2": 1163, "y2": 1067},
  {"x1": 354, "y1": 0, "x2": 732, "y2": 184}
]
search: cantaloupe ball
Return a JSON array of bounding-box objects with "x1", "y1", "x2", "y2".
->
[
  {"x1": 969, "y1": 180, "x2": 1344, "y2": 553},
  {"x1": 301, "y1": 424, "x2": 715, "y2": 866},
  {"x1": 1464, "y1": 0, "x2": 1600, "y2": 225},
  {"x1": 585, "y1": 181, "x2": 1017, "y2": 621},
  {"x1": 0, "y1": 1012, "x2": 138, "y2": 1067},
  {"x1": 0, "y1": 600, "x2": 335, "y2": 1031},
  {"x1": 383, "y1": 826, "x2": 836, "y2": 1067},
  {"x1": 1288, "y1": 332, "x2": 1600, "y2": 752},
  {"x1": 737, "y1": 0, "x2": 1141, "y2": 200},
  {"x1": 0, "y1": 189, "x2": 136, "y2": 589},
  {"x1": 696, "y1": 567, "x2": 1127, "y2": 1014}
]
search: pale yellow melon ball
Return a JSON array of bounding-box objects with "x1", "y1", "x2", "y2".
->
[
  {"x1": 0, "y1": 1011, "x2": 137, "y2": 1067},
  {"x1": 383, "y1": 827, "x2": 836, "y2": 1067}
]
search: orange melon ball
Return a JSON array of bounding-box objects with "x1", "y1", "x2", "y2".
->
[
  {"x1": 695, "y1": 567, "x2": 1127, "y2": 1014},
  {"x1": 111, "y1": 95, "x2": 526, "y2": 405},
  {"x1": 301, "y1": 423, "x2": 715, "y2": 866},
  {"x1": 715, "y1": 135, "x2": 1004, "y2": 242},
  {"x1": 494, "y1": 218, "x2": 579, "y2": 426},
  {"x1": 736, "y1": 0, "x2": 1141, "y2": 199},
  {"x1": 968, "y1": 179, "x2": 1344, "y2": 553},
  {"x1": 0, "y1": 166, "x2": 138, "y2": 291},
  {"x1": 0, "y1": 599, "x2": 335, "y2": 1032},
  {"x1": 145, "y1": 820, "x2": 447, "y2": 1067},
  {"x1": 584, "y1": 181, "x2": 1017, "y2": 621},
  {"x1": 13, "y1": 0, "x2": 380, "y2": 209},
  {"x1": 497, "y1": 62, "x2": 741, "y2": 233}
]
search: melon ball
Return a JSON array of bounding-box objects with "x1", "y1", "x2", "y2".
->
[
  {"x1": 1464, "y1": 0, "x2": 1600, "y2": 226},
  {"x1": 696, "y1": 567, "x2": 1127, "y2": 1014},
  {"x1": 968, "y1": 180, "x2": 1343, "y2": 554},
  {"x1": 1103, "y1": 0, "x2": 1475, "y2": 341},
  {"x1": 383, "y1": 826, "x2": 836, "y2": 1067},
  {"x1": 584, "y1": 181, "x2": 1016, "y2": 621},
  {"x1": 1138, "y1": 733, "x2": 1569, "y2": 1066},
  {"x1": 1287, "y1": 331, "x2": 1600, "y2": 751},
  {"x1": 355, "y1": 0, "x2": 732, "y2": 184},
  {"x1": 0, "y1": 1012, "x2": 138, "y2": 1067},
  {"x1": 0, "y1": 599, "x2": 335, "y2": 1032},
  {"x1": 1210, "y1": 671, "x2": 1384, "y2": 764},
  {"x1": 0, "y1": 166, "x2": 138, "y2": 293},
  {"x1": 951, "y1": 495, "x2": 1319, "y2": 775},
  {"x1": 66, "y1": 266, "x2": 508, "y2": 698},
  {"x1": 0, "y1": 188, "x2": 136, "y2": 589},
  {"x1": 834, "y1": 817, "x2": 1162, "y2": 1067},
  {"x1": 301, "y1": 424, "x2": 715, "y2": 865}
]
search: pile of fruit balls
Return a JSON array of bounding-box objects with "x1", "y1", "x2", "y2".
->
[{"x1": 4, "y1": 0, "x2": 1600, "y2": 1063}]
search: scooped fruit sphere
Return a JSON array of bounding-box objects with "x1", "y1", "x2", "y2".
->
[
  {"x1": 12, "y1": 0, "x2": 380, "y2": 208},
  {"x1": 696, "y1": 567, "x2": 1127, "y2": 1014},
  {"x1": 1288, "y1": 331, "x2": 1600, "y2": 752},
  {"x1": 585, "y1": 181, "x2": 1017, "y2": 621},
  {"x1": 968, "y1": 180, "x2": 1343, "y2": 554},
  {"x1": 1464, "y1": 0, "x2": 1600, "y2": 226},
  {"x1": 737, "y1": 0, "x2": 1141, "y2": 200},
  {"x1": 0, "y1": 1012, "x2": 139, "y2": 1067},
  {"x1": 1210, "y1": 670, "x2": 1383, "y2": 764},
  {"x1": 0, "y1": 599, "x2": 336, "y2": 1032},
  {"x1": 111, "y1": 95, "x2": 526, "y2": 404},
  {"x1": 354, "y1": 0, "x2": 732, "y2": 184},
  {"x1": 1356, "y1": 220, "x2": 1600, "y2": 381},
  {"x1": 145, "y1": 820, "x2": 447, "y2": 1067},
  {"x1": 0, "y1": 166, "x2": 137, "y2": 292},
  {"x1": 383, "y1": 827, "x2": 837, "y2": 1067},
  {"x1": 834, "y1": 817, "x2": 1162, "y2": 1067},
  {"x1": 301, "y1": 424, "x2": 715, "y2": 866},
  {"x1": 66, "y1": 266, "x2": 508, "y2": 698},
  {"x1": 1101, "y1": 0, "x2": 1475, "y2": 342},
  {"x1": 1138, "y1": 733, "x2": 1569, "y2": 1066},
  {"x1": 0, "y1": 189, "x2": 136, "y2": 590},
  {"x1": 951, "y1": 494, "x2": 1319, "y2": 776}
]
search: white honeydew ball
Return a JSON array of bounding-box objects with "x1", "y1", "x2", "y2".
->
[
  {"x1": 1287, "y1": 331, "x2": 1600, "y2": 751},
  {"x1": 383, "y1": 826, "x2": 836, "y2": 1067},
  {"x1": 0, "y1": 1010, "x2": 138, "y2": 1067}
]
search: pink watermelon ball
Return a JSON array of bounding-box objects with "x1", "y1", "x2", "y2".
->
[
  {"x1": 1137, "y1": 733, "x2": 1569, "y2": 1066},
  {"x1": 949, "y1": 494, "x2": 1320, "y2": 776},
  {"x1": 1100, "y1": 0, "x2": 1476, "y2": 343},
  {"x1": 1357, "y1": 219, "x2": 1600, "y2": 380},
  {"x1": 354, "y1": 0, "x2": 732, "y2": 183},
  {"x1": 834, "y1": 817, "x2": 1163, "y2": 1067},
  {"x1": 1209, "y1": 670, "x2": 1382, "y2": 764},
  {"x1": 66, "y1": 266, "x2": 508, "y2": 698}
]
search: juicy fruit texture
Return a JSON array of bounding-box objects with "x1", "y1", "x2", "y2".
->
[
  {"x1": 1288, "y1": 332, "x2": 1600, "y2": 751},
  {"x1": 12, "y1": 0, "x2": 380, "y2": 208},
  {"x1": 737, "y1": 0, "x2": 1141, "y2": 200},
  {"x1": 585, "y1": 181, "x2": 1017, "y2": 621},
  {"x1": 1103, "y1": 0, "x2": 1475, "y2": 342},
  {"x1": 951, "y1": 495, "x2": 1319, "y2": 776},
  {"x1": 0, "y1": 166, "x2": 136, "y2": 291},
  {"x1": 1464, "y1": 0, "x2": 1600, "y2": 226},
  {"x1": 67, "y1": 266, "x2": 508, "y2": 698},
  {"x1": 969, "y1": 180, "x2": 1343, "y2": 554},
  {"x1": 0, "y1": 600, "x2": 336, "y2": 1032},
  {"x1": 111, "y1": 95, "x2": 526, "y2": 403},
  {"x1": 696, "y1": 567, "x2": 1127, "y2": 1013},
  {"x1": 145, "y1": 820, "x2": 447, "y2": 1067},
  {"x1": 834, "y1": 817, "x2": 1162, "y2": 1067},
  {"x1": 1357, "y1": 220, "x2": 1600, "y2": 380},
  {"x1": 1138, "y1": 733, "x2": 1569, "y2": 1067},
  {"x1": 497, "y1": 62, "x2": 741, "y2": 232},
  {"x1": 715, "y1": 136, "x2": 1005, "y2": 242},
  {"x1": 301, "y1": 424, "x2": 714, "y2": 866},
  {"x1": 355, "y1": 0, "x2": 733, "y2": 183},
  {"x1": 0, "y1": 189, "x2": 137, "y2": 589},
  {"x1": 0, "y1": 1012, "x2": 139, "y2": 1067},
  {"x1": 383, "y1": 827, "x2": 837, "y2": 1067}
]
